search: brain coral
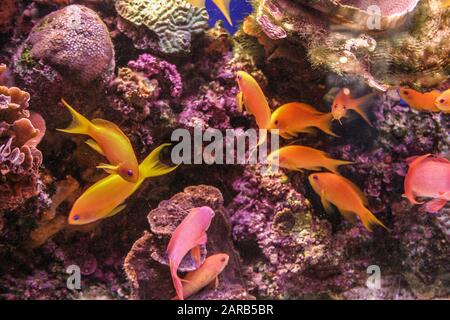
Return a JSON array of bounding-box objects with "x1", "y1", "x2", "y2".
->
[
  {"x1": 25, "y1": 5, "x2": 114, "y2": 84},
  {"x1": 115, "y1": 0, "x2": 209, "y2": 55}
]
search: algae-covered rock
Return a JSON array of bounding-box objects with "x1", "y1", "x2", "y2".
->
[
  {"x1": 115, "y1": 0, "x2": 209, "y2": 55},
  {"x1": 250, "y1": 0, "x2": 450, "y2": 90}
]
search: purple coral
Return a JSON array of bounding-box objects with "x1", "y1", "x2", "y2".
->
[{"x1": 128, "y1": 53, "x2": 182, "y2": 98}]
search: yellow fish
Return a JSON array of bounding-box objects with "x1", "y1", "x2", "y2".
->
[
  {"x1": 267, "y1": 145, "x2": 353, "y2": 174},
  {"x1": 68, "y1": 144, "x2": 177, "y2": 225},
  {"x1": 187, "y1": 0, "x2": 233, "y2": 26},
  {"x1": 236, "y1": 71, "x2": 272, "y2": 149},
  {"x1": 331, "y1": 88, "x2": 374, "y2": 125},
  {"x1": 308, "y1": 172, "x2": 387, "y2": 232},
  {"x1": 435, "y1": 88, "x2": 450, "y2": 113},
  {"x1": 58, "y1": 99, "x2": 139, "y2": 183},
  {"x1": 399, "y1": 88, "x2": 441, "y2": 112},
  {"x1": 268, "y1": 102, "x2": 337, "y2": 139}
]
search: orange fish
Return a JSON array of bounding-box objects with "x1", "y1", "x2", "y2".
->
[
  {"x1": 167, "y1": 207, "x2": 215, "y2": 300},
  {"x1": 267, "y1": 145, "x2": 353, "y2": 174},
  {"x1": 236, "y1": 71, "x2": 272, "y2": 148},
  {"x1": 308, "y1": 172, "x2": 387, "y2": 231},
  {"x1": 435, "y1": 88, "x2": 450, "y2": 113},
  {"x1": 268, "y1": 102, "x2": 337, "y2": 138},
  {"x1": 331, "y1": 88, "x2": 374, "y2": 125},
  {"x1": 399, "y1": 87, "x2": 441, "y2": 112},
  {"x1": 172, "y1": 253, "x2": 229, "y2": 300},
  {"x1": 403, "y1": 154, "x2": 450, "y2": 213}
]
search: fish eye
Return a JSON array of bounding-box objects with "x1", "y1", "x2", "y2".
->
[
  {"x1": 73, "y1": 215, "x2": 80, "y2": 221},
  {"x1": 274, "y1": 120, "x2": 279, "y2": 125},
  {"x1": 237, "y1": 74, "x2": 242, "y2": 80},
  {"x1": 127, "y1": 169, "x2": 133, "y2": 177},
  {"x1": 402, "y1": 90, "x2": 409, "y2": 95},
  {"x1": 221, "y1": 257, "x2": 226, "y2": 263},
  {"x1": 439, "y1": 98, "x2": 445, "y2": 103},
  {"x1": 313, "y1": 175, "x2": 319, "y2": 181}
]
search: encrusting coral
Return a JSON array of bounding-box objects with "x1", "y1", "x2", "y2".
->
[
  {"x1": 0, "y1": 86, "x2": 45, "y2": 212},
  {"x1": 115, "y1": 0, "x2": 209, "y2": 55},
  {"x1": 249, "y1": 0, "x2": 450, "y2": 90}
]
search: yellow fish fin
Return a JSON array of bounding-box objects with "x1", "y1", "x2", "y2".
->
[
  {"x1": 97, "y1": 163, "x2": 120, "y2": 174},
  {"x1": 316, "y1": 113, "x2": 339, "y2": 137},
  {"x1": 358, "y1": 207, "x2": 388, "y2": 232},
  {"x1": 338, "y1": 208, "x2": 358, "y2": 223},
  {"x1": 320, "y1": 190, "x2": 334, "y2": 214},
  {"x1": 92, "y1": 118, "x2": 131, "y2": 142},
  {"x1": 212, "y1": 0, "x2": 233, "y2": 25},
  {"x1": 140, "y1": 144, "x2": 178, "y2": 179},
  {"x1": 298, "y1": 127, "x2": 315, "y2": 134},
  {"x1": 236, "y1": 91, "x2": 244, "y2": 113},
  {"x1": 105, "y1": 204, "x2": 127, "y2": 218},
  {"x1": 57, "y1": 99, "x2": 91, "y2": 135},
  {"x1": 186, "y1": 0, "x2": 206, "y2": 8},
  {"x1": 326, "y1": 159, "x2": 354, "y2": 175},
  {"x1": 85, "y1": 139, "x2": 105, "y2": 156}
]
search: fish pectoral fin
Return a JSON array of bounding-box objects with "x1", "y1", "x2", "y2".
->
[
  {"x1": 298, "y1": 127, "x2": 315, "y2": 134},
  {"x1": 191, "y1": 246, "x2": 202, "y2": 268},
  {"x1": 236, "y1": 92, "x2": 244, "y2": 113},
  {"x1": 97, "y1": 163, "x2": 120, "y2": 175},
  {"x1": 105, "y1": 204, "x2": 127, "y2": 218},
  {"x1": 320, "y1": 191, "x2": 334, "y2": 214},
  {"x1": 85, "y1": 139, "x2": 105, "y2": 156},
  {"x1": 420, "y1": 198, "x2": 447, "y2": 213},
  {"x1": 338, "y1": 208, "x2": 358, "y2": 223},
  {"x1": 196, "y1": 232, "x2": 208, "y2": 246}
]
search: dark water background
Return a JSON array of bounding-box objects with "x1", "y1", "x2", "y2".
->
[{"x1": 206, "y1": 0, "x2": 253, "y2": 34}]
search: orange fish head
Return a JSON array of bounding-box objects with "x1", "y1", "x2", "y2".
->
[
  {"x1": 331, "y1": 103, "x2": 346, "y2": 123},
  {"x1": 236, "y1": 71, "x2": 246, "y2": 89},
  {"x1": 435, "y1": 94, "x2": 450, "y2": 112},
  {"x1": 308, "y1": 173, "x2": 324, "y2": 194},
  {"x1": 68, "y1": 210, "x2": 97, "y2": 225},
  {"x1": 399, "y1": 88, "x2": 414, "y2": 104},
  {"x1": 212, "y1": 253, "x2": 230, "y2": 273}
]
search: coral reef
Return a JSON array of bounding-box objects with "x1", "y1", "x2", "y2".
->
[
  {"x1": 125, "y1": 185, "x2": 251, "y2": 300},
  {"x1": 115, "y1": 0, "x2": 209, "y2": 55},
  {"x1": 250, "y1": 0, "x2": 450, "y2": 90}
]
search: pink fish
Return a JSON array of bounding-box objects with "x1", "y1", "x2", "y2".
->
[
  {"x1": 166, "y1": 206, "x2": 215, "y2": 300},
  {"x1": 403, "y1": 154, "x2": 450, "y2": 213}
]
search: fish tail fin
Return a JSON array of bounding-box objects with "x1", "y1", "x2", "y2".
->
[
  {"x1": 316, "y1": 113, "x2": 339, "y2": 137},
  {"x1": 351, "y1": 94, "x2": 375, "y2": 126},
  {"x1": 170, "y1": 260, "x2": 184, "y2": 300},
  {"x1": 213, "y1": 0, "x2": 233, "y2": 25},
  {"x1": 140, "y1": 144, "x2": 178, "y2": 179},
  {"x1": 326, "y1": 159, "x2": 354, "y2": 175},
  {"x1": 57, "y1": 99, "x2": 91, "y2": 135},
  {"x1": 359, "y1": 207, "x2": 388, "y2": 232}
]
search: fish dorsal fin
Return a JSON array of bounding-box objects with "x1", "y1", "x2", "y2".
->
[
  {"x1": 288, "y1": 102, "x2": 323, "y2": 114},
  {"x1": 92, "y1": 118, "x2": 130, "y2": 143},
  {"x1": 85, "y1": 139, "x2": 105, "y2": 156},
  {"x1": 343, "y1": 177, "x2": 368, "y2": 205}
]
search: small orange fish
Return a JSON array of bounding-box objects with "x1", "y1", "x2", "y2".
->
[
  {"x1": 331, "y1": 88, "x2": 374, "y2": 125},
  {"x1": 308, "y1": 172, "x2": 387, "y2": 231},
  {"x1": 399, "y1": 88, "x2": 441, "y2": 112},
  {"x1": 403, "y1": 154, "x2": 450, "y2": 213},
  {"x1": 236, "y1": 71, "x2": 272, "y2": 148},
  {"x1": 58, "y1": 99, "x2": 140, "y2": 182},
  {"x1": 172, "y1": 253, "x2": 229, "y2": 300},
  {"x1": 268, "y1": 102, "x2": 337, "y2": 138},
  {"x1": 435, "y1": 88, "x2": 450, "y2": 113},
  {"x1": 267, "y1": 145, "x2": 353, "y2": 174},
  {"x1": 167, "y1": 206, "x2": 215, "y2": 300},
  {"x1": 68, "y1": 144, "x2": 177, "y2": 225}
]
